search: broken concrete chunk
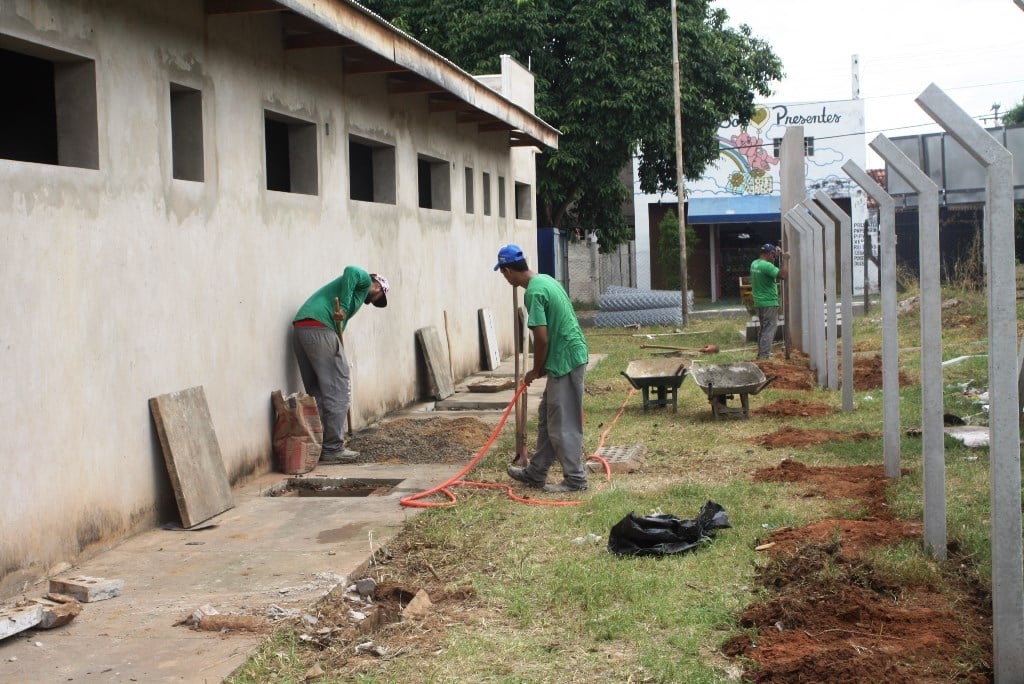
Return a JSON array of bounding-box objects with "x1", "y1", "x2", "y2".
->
[
  {"x1": 0, "y1": 605, "x2": 43, "y2": 641},
  {"x1": 48, "y1": 576, "x2": 124, "y2": 603},
  {"x1": 32, "y1": 597, "x2": 82, "y2": 629}
]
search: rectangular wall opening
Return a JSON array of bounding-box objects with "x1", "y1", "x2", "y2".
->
[
  {"x1": 349, "y1": 135, "x2": 396, "y2": 204},
  {"x1": 515, "y1": 181, "x2": 532, "y2": 220},
  {"x1": 498, "y1": 175, "x2": 506, "y2": 217},
  {"x1": 464, "y1": 166, "x2": 474, "y2": 213},
  {"x1": 264, "y1": 110, "x2": 317, "y2": 195},
  {"x1": 417, "y1": 154, "x2": 450, "y2": 210},
  {"x1": 0, "y1": 42, "x2": 98, "y2": 169},
  {"x1": 170, "y1": 83, "x2": 204, "y2": 182},
  {"x1": 482, "y1": 172, "x2": 492, "y2": 216}
]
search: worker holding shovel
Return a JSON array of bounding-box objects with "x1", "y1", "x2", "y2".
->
[
  {"x1": 494, "y1": 244, "x2": 590, "y2": 493},
  {"x1": 292, "y1": 266, "x2": 389, "y2": 464}
]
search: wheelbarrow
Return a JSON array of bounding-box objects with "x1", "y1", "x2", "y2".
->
[
  {"x1": 621, "y1": 359, "x2": 689, "y2": 412},
  {"x1": 688, "y1": 361, "x2": 776, "y2": 420}
]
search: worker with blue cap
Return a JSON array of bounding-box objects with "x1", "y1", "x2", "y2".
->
[{"x1": 494, "y1": 244, "x2": 589, "y2": 493}]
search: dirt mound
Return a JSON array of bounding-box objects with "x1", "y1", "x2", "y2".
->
[
  {"x1": 725, "y1": 460, "x2": 992, "y2": 682},
  {"x1": 755, "y1": 399, "x2": 834, "y2": 418},
  {"x1": 749, "y1": 426, "x2": 877, "y2": 449},
  {"x1": 847, "y1": 354, "x2": 913, "y2": 391},
  {"x1": 348, "y1": 416, "x2": 493, "y2": 464},
  {"x1": 755, "y1": 360, "x2": 815, "y2": 390}
]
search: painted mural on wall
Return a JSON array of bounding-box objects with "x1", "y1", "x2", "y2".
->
[{"x1": 689, "y1": 99, "x2": 867, "y2": 200}]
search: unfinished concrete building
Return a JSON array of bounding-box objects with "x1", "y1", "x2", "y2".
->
[{"x1": 0, "y1": 0, "x2": 557, "y2": 598}]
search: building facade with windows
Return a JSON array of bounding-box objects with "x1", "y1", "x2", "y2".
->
[
  {"x1": 0, "y1": 0, "x2": 556, "y2": 598},
  {"x1": 633, "y1": 98, "x2": 872, "y2": 300}
]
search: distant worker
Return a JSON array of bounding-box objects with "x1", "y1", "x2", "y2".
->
[
  {"x1": 494, "y1": 244, "x2": 590, "y2": 493},
  {"x1": 292, "y1": 266, "x2": 389, "y2": 464},
  {"x1": 750, "y1": 243, "x2": 790, "y2": 360}
]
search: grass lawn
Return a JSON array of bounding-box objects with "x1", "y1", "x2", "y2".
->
[{"x1": 228, "y1": 282, "x2": 1013, "y2": 683}]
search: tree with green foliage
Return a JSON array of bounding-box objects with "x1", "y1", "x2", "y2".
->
[
  {"x1": 657, "y1": 210, "x2": 697, "y2": 290},
  {"x1": 360, "y1": 0, "x2": 782, "y2": 250},
  {"x1": 1003, "y1": 97, "x2": 1024, "y2": 126}
]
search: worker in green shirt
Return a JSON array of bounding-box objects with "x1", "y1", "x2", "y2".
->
[
  {"x1": 750, "y1": 243, "x2": 790, "y2": 359},
  {"x1": 494, "y1": 244, "x2": 589, "y2": 493},
  {"x1": 292, "y1": 266, "x2": 389, "y2": 463}
]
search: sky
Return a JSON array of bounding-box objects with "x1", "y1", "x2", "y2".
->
[{"x1": 713, "y1": 0, "x2": 1024, "y2": 166}]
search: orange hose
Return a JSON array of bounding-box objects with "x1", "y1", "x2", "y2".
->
[{"x1": 400, "y1": 384, "x2": 637, "y2": 509}]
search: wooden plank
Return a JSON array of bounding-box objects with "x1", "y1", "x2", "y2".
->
[
  {"x1": 149, "y1": 387, "x2": 234, "y2": 528},
  {"x1": 416, "y1": 327, "x2": 454, "y2": 400},
  {"x1": 478, "y1": 308, "x2": 500, "y2": 371}
]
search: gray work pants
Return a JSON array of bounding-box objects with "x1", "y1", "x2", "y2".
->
[
  {"x1": 522, "y1": 363, "x2": 587, "y2": 488},
  {"x1": 292, "y1": 325, "x2": 351, "y2": 455},
  {"x1": 756, "y1": 306, "x2": 779, "y2": 359}
]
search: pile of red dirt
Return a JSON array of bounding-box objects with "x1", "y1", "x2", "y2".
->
[
  {"x1": 749, "y1": 425, "x2": 877, "y2": 449},
  {"x1": 755, "y1": 360, "x2": 816, "y2": 390},
  {"x1": 846, "y1": 354, "x2": 913, "y2": 391},
  {"x1": 755, "y1": 399, "x2": 835, "y2": 418},
  {"x1": 722, "y1": 459, "x2": 992, "y2": 681}
]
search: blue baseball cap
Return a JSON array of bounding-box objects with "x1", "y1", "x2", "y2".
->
[
  {"x1": 494, "y1": 244, "x2": 525, "y2": 271},
  {"x1": 760, "y1": 243, "x2": 777, "y2": 253}
]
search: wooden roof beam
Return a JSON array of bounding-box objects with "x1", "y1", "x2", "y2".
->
[
  {"x1": 205, "y1": 0, "x2": 285, "y2": 15},
  {"x1": 344, "y1": 58, "x2": 410, "y2": 75},
  {"x1": 387, "y1": 77, "x2": 446, "y2": 95},
  {"x1": 285, "y1": 32, "x2": 357, "y2": 50}
]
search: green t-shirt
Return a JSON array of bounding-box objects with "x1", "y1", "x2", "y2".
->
[
  {"x1": 293, "y1": 266, "x2": 372, "y2": 331},
  {"x1": 525, "y1": 274, "x2": 589, "y2": 377},
  {"x1": 750, "y1": 258, "x2": 781, "y2": 307}
]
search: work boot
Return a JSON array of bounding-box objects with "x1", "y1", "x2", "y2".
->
[
  {"x1": 319, "y1": 447, "x2": 359, "y2": 464},
  {"x1": 506, "y1": 465, "x2": 544, "y2": 489},
  {"x1": 542, "y1": 480, "x2": 588, "y2": 494}
]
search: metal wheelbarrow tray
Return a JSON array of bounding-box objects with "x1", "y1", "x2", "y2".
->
[
  {"x1": 689, "y1": 361, "x2": 776, "y2": 420},
  {"x1": 621, "y1": 359, "x2": 689, "y2": 412}
]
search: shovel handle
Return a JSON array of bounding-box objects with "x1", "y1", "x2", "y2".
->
[{"x1": 332, "y1": 297, "x2": 354, "y2": 437}]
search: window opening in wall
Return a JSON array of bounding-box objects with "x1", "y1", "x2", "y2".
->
[
  {"x1": 170, "y1": 83, "x2": 204, "y2": 182},
  {"x1": 349, "y1": 135, "x2": 395, "y2": 204},
  {"x1": 0, "y1": 43, "x2": 98, "y2": 168},
  {"x1": 498, "y1": 175, "x2": 506, "y2": 217},
  {"x1": 514, "y1": 181, "x2": 532, "y2": 220},
  {"x1": 465, "y1": 166, "x2": 474, "y2": 213},
  {"x1": 482, "y1": 172, "x2": 492, "y2": 216},
  {"x1": 417, "y1": 154, "x2": 451, "y2": 210},
  {"x1": 264, "y1": 110, "x2": 317, "y2": 195},
  {"x1": 771, "y1": 136, "x2": 814, "y2": 158}
]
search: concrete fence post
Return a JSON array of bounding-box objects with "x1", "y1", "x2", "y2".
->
[
  {"x1": 842, "y1": 160, "x2": 901, "y2": 479},
  {"x1": 916, "y1": 82, "x2": 1023, "y2": 680},
  {"x1": 814, "y1": 191, "x2": 855, "y2": 411},
  {"x1": 869, "y1": 133, "x2": 946, "y2": 559}
]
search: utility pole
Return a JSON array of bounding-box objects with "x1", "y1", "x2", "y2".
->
[{"x1": 671, "y1": 0, "x2": 689, "y2": 326}]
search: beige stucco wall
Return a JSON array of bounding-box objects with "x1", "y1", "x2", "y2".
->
[{"x1": 0, "y1": 0, "x2": 541, "y2": 598}]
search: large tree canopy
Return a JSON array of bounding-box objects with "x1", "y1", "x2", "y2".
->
[{"x1": 360, "y1": 0, "x2": 782, "y2": 249}]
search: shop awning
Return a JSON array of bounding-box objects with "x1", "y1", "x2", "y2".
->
[{"x1": 686, "y1": 195, "x2": 780, "y2": 224}]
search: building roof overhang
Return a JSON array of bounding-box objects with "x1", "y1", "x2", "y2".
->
[{"x1": 204, "y1": 0, "x2": 559, "y2": 150}]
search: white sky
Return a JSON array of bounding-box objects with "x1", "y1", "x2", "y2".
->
[{"x1": 714, "y1": 0, "x2": 1024, "y2": 166}]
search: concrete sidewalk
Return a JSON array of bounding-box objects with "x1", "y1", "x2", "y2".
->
[{"x1": 0, "y1": 357, "x2": 595, "y2": 683}]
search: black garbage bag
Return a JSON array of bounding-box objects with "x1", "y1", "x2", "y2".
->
[{"x1": 607, "y1": 500, "x2": 731, "y2": 557}]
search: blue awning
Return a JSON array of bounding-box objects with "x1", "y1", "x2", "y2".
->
[{"x1": 686, "y1": 195, "x2": 780, "y2": 224}]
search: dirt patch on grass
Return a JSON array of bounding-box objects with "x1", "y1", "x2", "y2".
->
[
  {"x1": 755, "y1": 399, "x2": 835, "y2": 418},
  {"x1": 749, "y1": 426, "x2": 877, "y2": 449},
  {"x1": 723, "y1": 459, "x2": 992, "y2": 681},
  {"x1": 347, "y1": 416, "x2": 493, "y2": 464},
  {"x1": 755, "y1": 360, "x2": 816, "y2": 390},
  {"x1": 847, "y1": 354, "x2": 913, "y2": 391}
]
